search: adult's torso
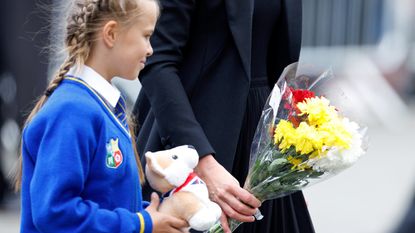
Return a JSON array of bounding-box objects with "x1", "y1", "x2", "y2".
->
[{"x1": 136, "y1": 0, "x2": 302, "y2": 171}]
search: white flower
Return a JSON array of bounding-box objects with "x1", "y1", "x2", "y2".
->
[{"x1": 307, "y1": 118, "x2": 365, "y2": 174}]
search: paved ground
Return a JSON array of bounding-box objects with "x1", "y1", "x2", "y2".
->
[
  {"x1": 0, "y1": 211, "x2": 19, "y2": 233},
  {"x1": 0, "y1": 194, "x2": 19, "y2": 233}
]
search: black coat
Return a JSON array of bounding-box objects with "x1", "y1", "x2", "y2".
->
[{"x1": 133, "y1": 0, "x2": 302, "y2": 171}]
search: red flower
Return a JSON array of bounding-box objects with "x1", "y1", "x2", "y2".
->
[
  {"x1": 291, "y1": 88, "x2": 315, "y2": 104},
  {"x1": 281, "y1": 88, "x2": 316, "y2": 126}
]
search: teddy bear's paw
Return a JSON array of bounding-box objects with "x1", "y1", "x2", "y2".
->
[
  {"x1": 209, "y1": 202, "x2": 222, "y2": 220},
  {"x1": 189, "y1": 207, "x2": 220, "y2": 231}
]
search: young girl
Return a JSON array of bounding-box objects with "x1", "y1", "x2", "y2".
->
[{"x1": 15, "y1": 0, "x2": 187, "y2": 232}]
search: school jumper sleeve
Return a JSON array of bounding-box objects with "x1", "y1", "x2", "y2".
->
[
  {"x1": 139, "y1": 0, "x2": 215, "y2": 157},
  {"x1": 25, "y1": 102, "x2": 152, "y2": 233}
]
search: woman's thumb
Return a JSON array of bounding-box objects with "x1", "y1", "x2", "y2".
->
[{"x1": 148, "y1": 192, "x2": 160, "y2": 210}]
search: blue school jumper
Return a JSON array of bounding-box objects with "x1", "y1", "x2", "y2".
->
[{"x1": 20, "y1": 77, "x2": 152, "y2": 233}]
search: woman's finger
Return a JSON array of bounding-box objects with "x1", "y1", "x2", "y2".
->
[
  {"x1": 229, "y1": 186, "x2": 261, "y2": 209},
  {"x1": 216, "y1": 196, "x2": 255, "y2": 222},
  {"x1": 220, "y1": 211, "x2": 231, "y2": 233},
  {"x1": 219, "y1": 187, "x2": 257, "y2": 216}
]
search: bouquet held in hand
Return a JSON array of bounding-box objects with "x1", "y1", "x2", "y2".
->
[{"x1": 206, "y1": 63, "x2": 368, "y2": 233}]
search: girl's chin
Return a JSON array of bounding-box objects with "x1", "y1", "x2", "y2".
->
[
  {"x1": 117, "y1": 73, "x2": 139, "y2": 81},
  {"x1": 124, "y1": 69, "x2": 141, "y2": 80},
  {"x1": 126, "y1": 75, "x2": 139, "y2": 81}
]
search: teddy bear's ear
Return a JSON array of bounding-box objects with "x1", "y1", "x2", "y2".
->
[{"x1": 145, "y1": 152, "x2": 166, "y2": 177}]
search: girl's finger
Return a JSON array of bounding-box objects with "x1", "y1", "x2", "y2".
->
[{"x1": 169, "y1": 217, "x2": 189, "y2": 229}]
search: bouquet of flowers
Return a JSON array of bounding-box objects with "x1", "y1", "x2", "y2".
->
[{"x1": 206, "y1": 63, "x2": 368, "y2": 233}]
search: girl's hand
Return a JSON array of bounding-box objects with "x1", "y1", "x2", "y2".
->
[
  {"x1": 195, "y1": 155, "x2": 261, "y2": 225},
  {"x1": 145, "y1": 192, "x2": 189, "y2": 233}
]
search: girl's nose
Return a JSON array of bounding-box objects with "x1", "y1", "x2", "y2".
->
[{"x1": 146, "y1": 44, "x2": 153, "y2": 57}]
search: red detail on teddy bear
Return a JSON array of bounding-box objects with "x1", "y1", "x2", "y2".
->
[{"x1": 172, "y1": 172, "x2": 197, "y2": 194}]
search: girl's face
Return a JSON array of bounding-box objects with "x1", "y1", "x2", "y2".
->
[{"x1": 111, "y1": 0, "x2": 158, "y2": 80}]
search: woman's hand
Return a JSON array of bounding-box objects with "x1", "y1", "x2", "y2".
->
[
  {"x1": 195, "y1": 155, "x2": 261, "y2": 231},
  {"x1": 145, "y1": 192, "x2": 189, "y2": 233}
]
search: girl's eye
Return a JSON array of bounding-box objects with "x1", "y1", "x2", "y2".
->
[{"x1": 172, "y1": 155, "x2": 178, "y2": 160}]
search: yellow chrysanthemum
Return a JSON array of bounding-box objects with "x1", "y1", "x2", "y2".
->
[
  {"x1": 274, "y1": 121, "x2": 324, "y2": 155},
  {"x1": 274, "y1": 96, "x2": 354, "y2": 158},
  {"x1": 274, "y1": 120, "x2": 296, "y2": 151},
  {"x1": 317, "y1": 118, "x2": 352, "y2": 149},
  {"x1": 297, "y1": 97, "x2": 337, "y2": 126},
  {"x1": 294, "y1": 122, "x2": 324, "y2": 155}
]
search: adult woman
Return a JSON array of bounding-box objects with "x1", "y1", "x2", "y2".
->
[{"x1": 133, "y1": 0, "x2": 315, "y2": 232}]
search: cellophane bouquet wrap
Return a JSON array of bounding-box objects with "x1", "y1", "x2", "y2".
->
[{"x1": 206, "y1": 63, "x2": 368, "y2": 233}]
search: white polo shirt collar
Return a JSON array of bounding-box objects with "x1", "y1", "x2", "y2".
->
[{"x1": 67, "y1": 65, "x2": 120, "y2": 108}]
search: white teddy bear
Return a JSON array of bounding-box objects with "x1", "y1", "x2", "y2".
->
[{"x1": 145, "y1": 145, "x2": 222, "y2": 231}]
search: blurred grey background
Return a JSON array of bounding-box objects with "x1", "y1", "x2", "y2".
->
[{"x1": 1, "y1": 0, "x2": 415, "y2": 232}]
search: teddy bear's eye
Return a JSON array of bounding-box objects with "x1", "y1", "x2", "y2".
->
[{"x1": 172, "y1": 155, "x2": 178, "y2": 160}]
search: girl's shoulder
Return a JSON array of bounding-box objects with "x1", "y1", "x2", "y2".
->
[
  {"x1": 51, "y1": 81, "x2": 103, "y2": 114},
  {"x1": 22, "y1": 81, "x2": 109, "y2": 152},
  {"x1": 30, "y1": 81, "x2": 106, "y2": 129}
]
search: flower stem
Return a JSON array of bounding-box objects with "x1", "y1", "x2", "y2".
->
[{"x1": 204, "y1": 218, "x2": 243, "y2": 233}]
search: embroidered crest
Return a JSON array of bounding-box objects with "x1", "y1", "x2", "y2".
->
[{"x1": 106, "y1": 138, "x2": 123, "y2": 168}]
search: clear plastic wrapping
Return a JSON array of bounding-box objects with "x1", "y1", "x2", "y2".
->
[{"x1": 206, "y1": 63, "x2": 369, "y2": 233}]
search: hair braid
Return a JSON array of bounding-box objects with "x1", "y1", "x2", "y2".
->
[
  {"x1": 13, "y1": 0, "x2": 101, "y2": 191},
  {"x1": 44, "y1": 0, "x2": 100, "y2": 96}
]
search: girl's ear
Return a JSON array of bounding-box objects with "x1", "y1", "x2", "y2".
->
[{"x1": 102, "y1": 20, "x2": 118, "y2": 48}]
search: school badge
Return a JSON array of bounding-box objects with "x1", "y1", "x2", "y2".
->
[{"x1": 106, "y1": 138, "x2": 123, "y2": 168}]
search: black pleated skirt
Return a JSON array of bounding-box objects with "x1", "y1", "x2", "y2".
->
[{"x1": 231, "y1": 77, "x2": 315, "y2": 233}]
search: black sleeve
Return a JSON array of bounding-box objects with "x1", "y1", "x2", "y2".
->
[{"x1": 139, "y1": 0, "x2": 215, "y2": 157}]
